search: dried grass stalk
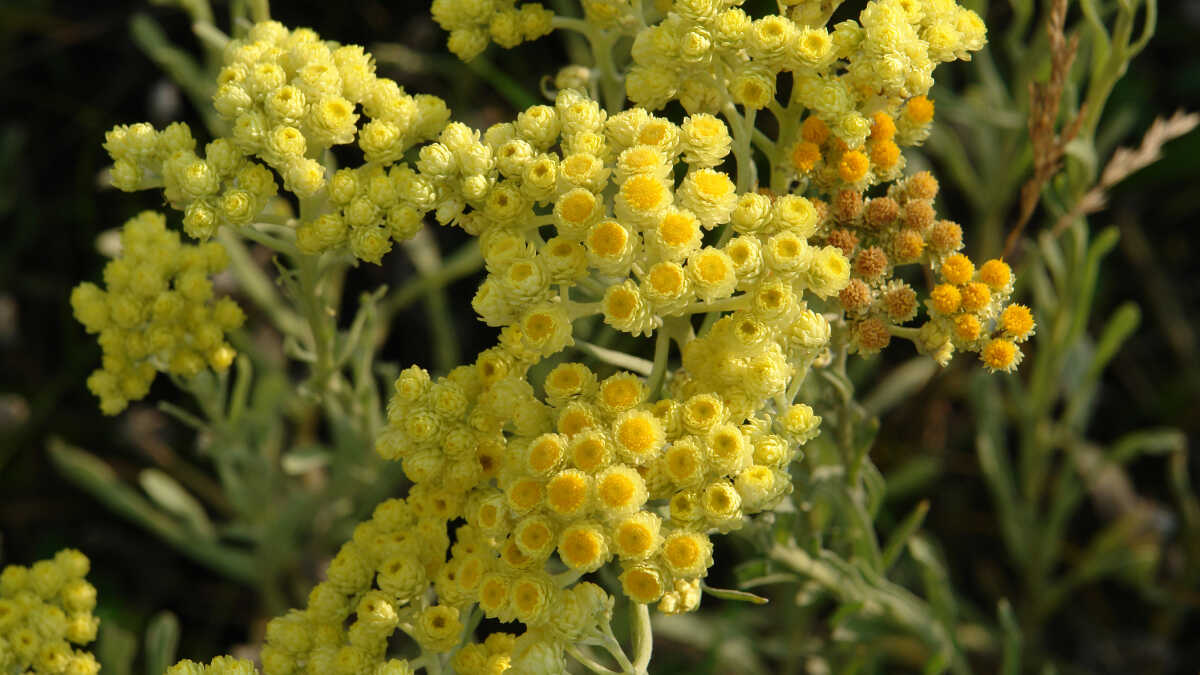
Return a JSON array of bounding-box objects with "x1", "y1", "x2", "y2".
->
[
  {"x1": 1005, "y1": 0, "x2": 1084, "y2": 256},
  {"x1": 1051, "y1": 110, "x2": 1199, "y2": 235}
]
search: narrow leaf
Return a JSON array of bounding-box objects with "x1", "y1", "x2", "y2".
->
[
  {"x1": 144, "y1": 611, "x2": 180, "y2": 675},
  {"x1": 139, "y1": 469, "x2": 215, "y2": 539},
  {"x1": 701, "y1": 582, "x2": 769, "y2": 605}
]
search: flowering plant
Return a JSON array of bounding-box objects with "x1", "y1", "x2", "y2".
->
[{"x1": 36, "y1": 0, "x2": 1191, "y2": 672}]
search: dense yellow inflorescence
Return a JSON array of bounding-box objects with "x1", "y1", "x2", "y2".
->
[
  {"x1": 0, "y1": 551, "x2": 100, "y2": 675},
  {"x1": 103, "y1": 20, "x2": 450, "y2": 261},
  {"x1": 71, "y1": 211, "x2": 245, "y2": 414},
  {"x1": 432, "y1": 0, "x2": 556, "y2": 61},
  {"x1": 76, "y1": 0, "x2": 1034, "y2": 672}
]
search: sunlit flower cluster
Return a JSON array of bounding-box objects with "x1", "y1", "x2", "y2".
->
[
  {"x1": 71, "y1": 211, "x2": 244, "y2": 414},
  {"x1": 0, "y1": 550, "x2": 99, "y2": 675},
  {"x1": 104, "y1": 20, "x2": 451, "y2": 261},
  {"x1": 76, "y1": 0, "x2": 1034, "y2": 672}
]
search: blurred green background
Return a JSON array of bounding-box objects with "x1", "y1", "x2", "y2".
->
[{"x1": 1, "y1": 0, "x2": 1197, "y2": 672}]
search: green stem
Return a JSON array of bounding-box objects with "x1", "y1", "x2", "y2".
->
[
  {"x1": 724, "y1": 102, "x2": 755, "y2": 194},
  {"x1": 575, "y1": 340, "x2": 654, "y2": 375},
  {"x1": 48, "y1": 439, "x2": 260, "y2": 587},
  {"x1": 295, "y1": 251, "x2": 336, "y2": 395},
  {"x1": 592, "y1": 29, "x2": 625, "y2": 113},
  {"x1": 219, "y1": 229, "x2": 306, "y2": 337},
  {"x1": 645, "y1": 328, "x2": 671, "y2": 401},
  {"x1": 598, "y1": 622, "x2": 636, "y2": 674},
  {"x1": 248, "y1": 0, "x2": 270, "y2": 22},
  {"x1": 565, "y1": 645, "x2": 621, "y2": 675},
  {"x1": 629, "y1": 602, "x2": 653, "y2": 674}
]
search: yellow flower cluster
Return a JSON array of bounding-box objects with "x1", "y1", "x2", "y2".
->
[
  {"x1": 255, "y1": 486, "x2": 546, "y2": 673},
  {"x1": 70, "y1": 211, "x2": 244, "y2": 415},
  {"x1": 105, "y1": 21, "x2": 451, "y2": 263},
  {"x1": 104, "y1": 121, "x2": 279, "y2": 240},
  {"x1": 303, "y1": 164, "x2": 435, "y2": 263},
  {"x1": 431, "y1": 0, "x2": 555, "y2": 61},
  {"x1": 409, "y1": 89, "x2": 848, "y2": 349},
  {"x1": 788, "y1": 110, "x2": 913, "y2": 194},
  {"x1": 815, "y1": 169, "x2": 1033, "y2": 367},
  {"x1": 924, "y1": 253, "x2": 1034, "y2": 372},
  {"x1": 76, "y1": 0, "x2": 1032, "y2": 669},
  {"x1": 0, "y1": 550, "x2": 99, "y2": 675},
  {"x1": 624, "y1": 0, "x2": 983, "y2": 130},
  {"x1": 167, "y1": 656, "x2": 260, "y2": 675},
  {"x1": 431, "y1": 0, "x2": 981, "y2": 201}
]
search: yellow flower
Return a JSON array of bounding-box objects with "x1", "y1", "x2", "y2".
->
[
  {"x1": 1000, "y1": 304, "x2": 1036, "y2": 341},
  {"x1": 905, "y1": 95, "x2": 936, "y2": 124},
  {"x1": 546, "y1": 469, "x2": 592, "y2": 517},
  {"x1": 981, "y1": 338, "x2": 1021, "y2": 373},
  {"x1": 930, "y1": 283, "x2": 962, "y2": 315},
  {"x1": 612, "y1": 511, "x2": 662, "y2": 560},
  {"x1": 558, "y1": 522, "x2": 609, "y2": 572},
  {"x1": 838, "y1": 149, "x2": 871, "y2": 183},
  {"x1": 612, "y1": 409, "x2": 667, "y2": 465},
  {"x1": 596, "y1": 466, "x2": 649, "y2": 515},
  {"x1": 620, "y1": 564, "x2": 667, "y2": 604},
  {"x1": 940, "y1": 253, "x2": 975, "y2": 285},
  {"x1": 661, "y1": 530, "x2": 713, "y2": 577}
]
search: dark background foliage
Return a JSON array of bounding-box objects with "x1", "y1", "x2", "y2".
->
[{"x1": 0, "y1": 0, "x2": 1197, "y2": 672}]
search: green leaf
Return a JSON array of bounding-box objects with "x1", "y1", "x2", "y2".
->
[
  {"x1": 860, "y1": 456, "x2": 887, "y2": 521},
  {"x1": 281, "y1": 445, "x2": 331, "y2": 475},
  {"x1": 907, "y1": 537, "x2": 958, "y2": 627},
  {"x1": 881, "y1": 500, "x2": 930, "y2": 572},
  {"x1": 144, "y1": 611, "x2": 180, "y2": 675},
  {"x1": 139, "y1": 469, "x2": 215, "y2": 539},
  {"x1": 1064, "y1": 137, "x2": 1099, "y2": 181},
  {"x1": 972, "y1": 379, "x2": 1028, "y2": 566},
  {"x1": 701, "y1": 582, "x2": 769, "y2": 605},
  {"x1": 998, "y1": 599, "x2": 1022, "y2": 675},
  {"x1": 1109, "y1": 428, "x2": 1185, "y2": 464},
  {"x1": 49, "y1": 438, "x2": 259, "y2": 586},
  {"x1": 739, "y1": 573, "x2": 801, "y2": 590},
  {"x1": 884, "y1": 456, "x2": 943, "y2": 503},
  {"x1": 128, "y1": 13, "x2": 215, "y2": 124},
  {"x1": 733, "y1": 560, "x2": 768, "y2": 586},
  {"x1": 862, "y1": 358, "x2": 939, "y2": 416},
  {"x1": 97, "y1": 620, "x2": 137, "y2": 675},
  {"x1": 1071, "y1": 226, "x2": 1121, "y2": 343},
  {"x1": 1088, "y1": 302, "x2": 1140, "y2": 380}
]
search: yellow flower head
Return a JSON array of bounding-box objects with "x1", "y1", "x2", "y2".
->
[
  {"x1": 546, "y1": 469, "x2": 592, "y2": 517},
  {"x1": 941, "y1": 253, "x2": 975, "y2": 285},
  {"x1": 612, "y1": 511, "x2": 662, "y2": 559},
  {"x1": 511, "y1": 573, "x2": 555, "y2": 625},
  {"x1": 620, "y1": 564, "x2": 667, "y2": 604},
  {"x1": 1000, "y1": 304, "x2": 1036, "y2": 341},
  {"x1": 558, "y1": 401, "x2": 600, "y2": 438},
  {"x1": 613, "y1": 409, "x2": 666, "y2": 465},
  {"x1": 905, "y1": 95, "x2": 936, "y2": 125},
  {"x1": 791, "y1": 141, "x2": 822, "y2": 172},
  {"x1": 596, "y1": 465, "x2": 649, "y2": 515},
  {"x1": 930, "y1": 283, "x2": 962, "y2": 315},
  {"x1": 661, "y1": 530, "x2": 713, "y2": 577},
  {"x1": 514, "y1": 515, "x2": 557, "y2": 560},
  {"x1": 953, "y1": 314, "x2": 982, "y2": 342},
  {"x1": 838, "y1": 150, "x2": 870, "y2": 183},
  {"x1": 981, "y1": 338, "x2": 1020, "y2": 373},
  {"x1": 801, "y1": 115, "x2": 830, "y2": 144},
  {"x1": 960, "y1": 282, "x2": 991, "y2": 313},
  {"x1": 558, "y1": 522, "x2": 609, "y2": 572},
  {"x1": 979, "y1": 258, "x2": 1013, "y2": 290},
  {"x1": 525, "y1": 434, "x2": 567, "y2": 476}
]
